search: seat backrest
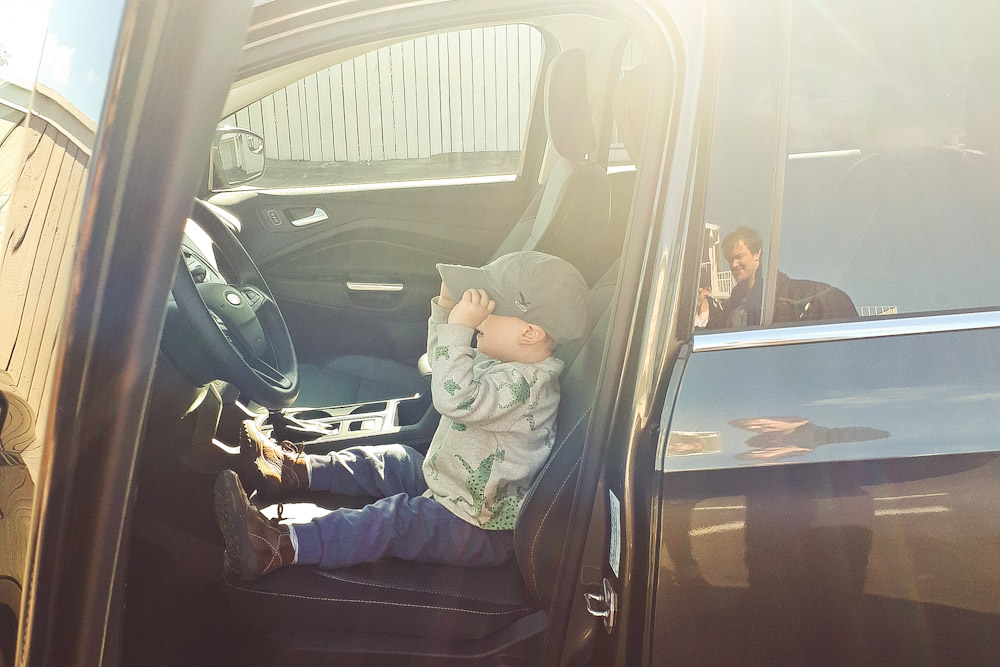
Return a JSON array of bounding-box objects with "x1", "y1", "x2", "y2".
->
[
  {"x1": 492, "y1": 49, "x2": 612, "y2": 285},
  {"x1": 512, "y1": 61, "x2": 652, "y2": 608},
  {"x1": 513, "y1": 263, "x2": 616, "y2": 607}
]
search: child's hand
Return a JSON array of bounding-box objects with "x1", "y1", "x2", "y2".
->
[
  {"x1": 439, "y1": 281, "x2": 457, "y2": 309},
  {"x1": 448, "y1": 289, "x2": 495, "y2": 328}
]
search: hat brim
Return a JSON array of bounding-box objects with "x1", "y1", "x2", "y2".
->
[{"x1": 436, "y1": 263, "x2": 520, "y2": 319}]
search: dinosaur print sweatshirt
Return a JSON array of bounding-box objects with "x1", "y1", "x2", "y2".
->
[{"x1": 422, "y1": 298, "x2": 564, "y2": 530}]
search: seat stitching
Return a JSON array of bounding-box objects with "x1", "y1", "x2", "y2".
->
[
  {"x1": 224, "y1": 577, "x2": 534, "y2": 616},
  {"x1": 529, "y1": 458, "x2": 580, "y2": 600},
  {"x1": 527, "y1": 407, "x2": 589, "y2": 599},
  {"x1": 312, "y1": 569, "x2": 527, "y2": 605}
]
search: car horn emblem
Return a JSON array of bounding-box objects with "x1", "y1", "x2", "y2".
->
[{"x1": 514, "y1": 292, "x2": 529, "y2": 312}]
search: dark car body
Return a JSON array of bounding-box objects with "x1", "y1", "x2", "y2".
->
[{"x1": 1, "y1": 0, "x2": 998, "y2": 665}]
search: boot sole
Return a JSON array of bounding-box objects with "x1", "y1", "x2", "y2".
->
[
  {"x1": 233, "y1": 421, "x2": 266, "y2": 496},
  {"x1": 214, "y1": 470, "x2": 262, "y2": 581}
]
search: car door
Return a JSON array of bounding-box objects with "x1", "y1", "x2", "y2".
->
[
  {"x1": 204, "y1": 27, "x2": 551, "y2": 368},
  {"x1": 6, "y1": 0, "x2": 257, "y2": 663},
  {"x1": 613, "y1": 0, "x2": 1000, "y2": 665}
]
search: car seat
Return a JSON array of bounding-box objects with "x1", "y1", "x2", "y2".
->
[{"x1": 222, "y1": 262, "x2": 619, "y2": 662}]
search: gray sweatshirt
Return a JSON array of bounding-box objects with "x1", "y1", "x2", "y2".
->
[{"x1": 422, "y1": 298, "x2": 563, "y2": 530}]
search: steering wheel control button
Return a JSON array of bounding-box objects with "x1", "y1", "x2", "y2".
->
[
  {"x1": 225, "y1": 292, "x2": 243, "y2": 306},
  {"x1": 243, "y1": 288, "x2": 263, "y2": 306}
]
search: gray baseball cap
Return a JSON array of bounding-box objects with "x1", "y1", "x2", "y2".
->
[{"x1": 437, "y1": 251, "x2": 589, "y2": 343}]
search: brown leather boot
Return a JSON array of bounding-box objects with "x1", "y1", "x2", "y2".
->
[
  {"x1": 214, "y1": 470, "x2": 295, "y2": 581},
  {"x1": 235, "y1": 420, "x2": 309, "y2": 501}
]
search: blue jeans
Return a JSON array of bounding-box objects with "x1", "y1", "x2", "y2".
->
[{"x1": 290, "y1": 444, "x2": 514, "y2": 569}]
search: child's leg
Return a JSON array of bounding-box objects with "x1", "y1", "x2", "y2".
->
[
  {"x1": 307, "y1": 444, "x2": 427, "y2": 498},
  {"x1": 292, "y1": 494, "x2": 514, "y2": 570},
  {"x1": 237, "y1": 421, "x2": 425, "y2": 501}
]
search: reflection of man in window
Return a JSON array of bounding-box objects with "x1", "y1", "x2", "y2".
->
[
  {"x1": 712, "y1": 226, "x2": 858, "y2": 330},
  {"x1": 718, "y1": 226, "x2": 763, "y2": 328}
]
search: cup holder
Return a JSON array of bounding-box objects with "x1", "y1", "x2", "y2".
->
[
  {"x1": 278, "y1": 394, "x2": 431, "y2": 443},
  {"x1": 292, "y1": 409, "x2": 335, "y2": 421},
  {"x1": 350, "y1": 402, "x2": 386, "y2": 415}
]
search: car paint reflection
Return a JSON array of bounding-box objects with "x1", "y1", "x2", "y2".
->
[
  {"x1": 651, "y1": 327, "x2": 1000, "y2": 665},
  {"x1": 659, "y1": 327, "x2": 1000, "y2": 472}
]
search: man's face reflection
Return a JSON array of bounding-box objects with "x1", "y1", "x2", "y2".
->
[{"x1": 726, "y1": 240, "x2": 761, "y2": 286}]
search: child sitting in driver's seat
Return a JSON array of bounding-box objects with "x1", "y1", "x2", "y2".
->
[{"x1": 214, "y1": 250, "x2": 589, "y2": 580}]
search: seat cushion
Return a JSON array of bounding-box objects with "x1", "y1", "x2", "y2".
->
[
  {"x1": 222, "y1": 556, "x2": 537, "y2": 641},
  {"x1": 295, "y1": 355, "x2": 428, "y2": 407}
]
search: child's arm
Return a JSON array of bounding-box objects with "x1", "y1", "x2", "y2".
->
[
  {"x1": 427, "y1": 281, "x2": 458, "y2": 358},
  {"x1": 431, "y1": 289, "x2": 549, "y2": 428}
]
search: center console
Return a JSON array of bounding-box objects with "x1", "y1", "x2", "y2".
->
[{"x1": 262, "y1": 392, "x2": 437, "y2": 451}]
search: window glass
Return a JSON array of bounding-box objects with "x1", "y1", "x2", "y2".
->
[
  {"x1": 218, "y1": 25, "x2": 545, "y2": 190},
  {"x1": 697, "y1": 0, "x2": 1000, "y2": 334},
  {"x1": 696, "y1": 0, "x2": 783, "y2": 332},
  {"x1": 779, "y1": 0, "x2": 1000, "y2": 320}
]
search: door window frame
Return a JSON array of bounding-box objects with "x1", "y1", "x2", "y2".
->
[{"x1": 213, "y1": 23, "x2": 555, "y2": 194}]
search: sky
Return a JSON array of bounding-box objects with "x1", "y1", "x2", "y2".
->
[{"x1": 0, "y1": 0, "x2": 124, "y2": 120}]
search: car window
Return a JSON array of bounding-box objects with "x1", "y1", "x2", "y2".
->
[
  {"x1": 696, "y1": 0, "x2": 1000, "y2": 333},
  {"x1": 217, "y1": 25, "x2": 546, "y2": 190}
]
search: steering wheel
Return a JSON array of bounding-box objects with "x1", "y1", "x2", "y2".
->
[{"x1": 169, "y1": 199, "x2": 298, "y2": 408}]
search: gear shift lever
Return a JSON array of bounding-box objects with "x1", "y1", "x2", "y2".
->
[{"x1": 266, "y1": 409, "x2": 329, "y2": 443}]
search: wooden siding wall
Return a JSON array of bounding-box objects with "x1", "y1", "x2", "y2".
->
[
  {"x1": 222, "y1": 26, "x2": 545, "y2": 165},
  {"x1": 0, "y1": 114, "x2": 89, "y2": 432}
]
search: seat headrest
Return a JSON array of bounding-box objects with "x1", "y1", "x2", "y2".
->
[
  {"x1": 612, "y1": 64, "x2": 650, "y2": 163},
  {"x1": 545, "y1": 49, "x2": 596, "y2": 160}
]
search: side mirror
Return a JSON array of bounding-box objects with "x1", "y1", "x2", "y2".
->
[{"x1": 213, "y1": 127, "x2": 265, "y2": 187}]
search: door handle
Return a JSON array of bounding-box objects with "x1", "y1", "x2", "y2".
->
[
  {"x1": 345, "y1": 282, "x2": 405, "y2": 293},
  {"x1": 289, "y1": 207, "x2": 328, "y2": 227}
]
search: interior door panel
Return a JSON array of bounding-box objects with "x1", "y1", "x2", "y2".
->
[{"x1": 207, "y1": 179, "x2": 530, "y2": 365}]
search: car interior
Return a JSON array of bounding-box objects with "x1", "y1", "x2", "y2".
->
[{"x1": 121, "y1": 7, "x2": 665, "y2": 666}]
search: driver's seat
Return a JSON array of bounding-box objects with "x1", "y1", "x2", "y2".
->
[
  {"x1": 221, "y1": 262, "x2": 618, "y2": 662},
  {"x1": 291, "y1": 47, "x2": 611, "y2": 409}
]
